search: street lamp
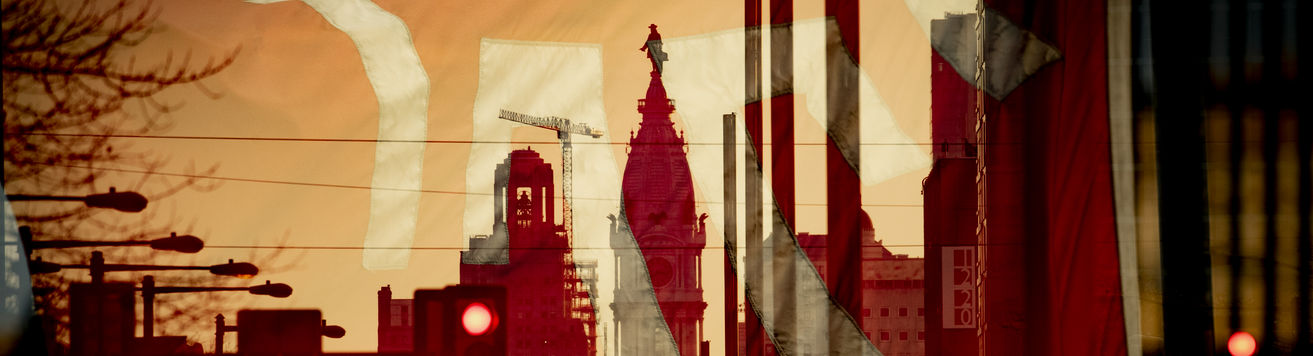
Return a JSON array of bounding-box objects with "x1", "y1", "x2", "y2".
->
[
  {"x1": 322, "y1": 320, "x2": 346, "y2": 339},
  {"x1": 27, "y1": 251, "x2": 259, "y2": 283},
  {"x1": 24, "y1": 229, "x2": 204, "y2": 254},
  {"x1": 140, "y1": 276, "x2": 292, "y2": 338},
  {"x1": 7, "y1": 187, "x2": 148, "y2": 213}
]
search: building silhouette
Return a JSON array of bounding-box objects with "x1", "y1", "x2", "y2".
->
[
  {"x1": 376, "y1": 286, "x2": 413, "y2": 353},
  {"x1": 381, "y1": 149, "x2": 598, "y2": 355},
  {"x1": 922, "y1": 15, "x2": 981, "y2": 356},
  {"x1": 611, "y1": 24, "x2": 708, "y2": 356}
]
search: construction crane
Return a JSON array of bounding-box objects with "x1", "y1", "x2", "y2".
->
[
  {"x1": 497, "y1": 109, "x2": 603, "y2": 244},
  {"x1": 499, "y1": 109, "x2": 604, "y2": 353}
]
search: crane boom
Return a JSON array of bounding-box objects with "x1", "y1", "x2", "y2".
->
[
  {"x1": 499, "y1": 109, "x2": 604, "y2": 138},
  {"x1": 496, "y1": 109, "x2": 602, "y2": 248}
]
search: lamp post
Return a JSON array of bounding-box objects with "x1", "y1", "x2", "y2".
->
[
  {"x1": 28, "y1": 251, "x2": 259, "y2": 283},
  {"x1": 7, "y1": 187, "x2": 149, "y2": 213},
  {"x1": 214, "y1": 314, "x2": 235, "y2": 355},
  {"x1": 1, "y1": 185, "x2": 150, "y2": 317},
  {"x1": 24, "y1": 229, "x2": 204, "y2": 254},
  {"x1": 28, "y1": 251, "x2": 262, "y2": 353},
  {"x1": 140, "y1": 276, "x2": 291, "y2": 338}
]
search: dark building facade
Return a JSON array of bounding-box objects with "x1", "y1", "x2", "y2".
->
[
  {"x1": 922, "y1": 17, "x2": 981, "y2": 356},
  {"x1": 376, "y1": 286, "x2": 413, "y2": 353}
]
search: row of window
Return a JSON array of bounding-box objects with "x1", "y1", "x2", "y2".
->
[
  {"x1": 861, "y1": 307, "x2": 925, "y2": 318},
  {"x1": 861, "y1": 279, "x2": 925, "y2": 289},
  {"x1": 867, "y1": 330, "x2": 926, "y2": 342}
]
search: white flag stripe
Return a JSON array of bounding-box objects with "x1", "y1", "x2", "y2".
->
[
  {"x1": 930, "y1": 10, "x2": 1063, "y2": 100},
  {"x1": 660, "y1": 20, "x2": 908, "y2": 356},
  {"x1": 248, "y1": 0, "x2": 433, "y2": 270},
  {"x1": 663, "y1": 19, "x2": 929, "y2": 256}
]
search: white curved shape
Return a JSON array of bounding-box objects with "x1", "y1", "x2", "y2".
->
[{"x1": 249, "y1": 0, "x2": 431, "y2": 270}]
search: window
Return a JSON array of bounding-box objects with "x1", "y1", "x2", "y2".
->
[
  {"x1": 880, "y1": 308, "x2": 890, "y2": 317},
  {"x1": 918, "y1": 307, "x2": 925, "y2": 317},
  {"x1": 899, "y1": 331, "x2": 909, "y2": 340},
  {"x1": 918, "y1": 331, "x2": 926, "y2": 341},
  {"x1": 862, "y1": 308, "x2": 871, "y2": 317},
  {"x1": 899, "y1": 307, "x2": 908, "y2": 317},
  {"x1": 880, "y1": 331, "x2": 891, "y2": 341}
]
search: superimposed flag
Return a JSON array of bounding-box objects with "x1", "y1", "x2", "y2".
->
[
  {"x1": 249, "y1": 0, "x2": 432, "y2": 270},
  {"x1": 930, "y1": 9, "x2": 1062, "y2": 100}
]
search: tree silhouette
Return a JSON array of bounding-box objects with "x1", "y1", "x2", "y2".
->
[
  {"x1": 3, "y1": 0, "x2": 233, "y2": 206},
  {"x1": 2, "y1": 0, "x2": 262, "y2": 353}
]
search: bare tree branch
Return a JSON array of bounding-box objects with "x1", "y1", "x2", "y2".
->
[{"x1": 5, "y1": 0, "x2": 247, "y2": 350}]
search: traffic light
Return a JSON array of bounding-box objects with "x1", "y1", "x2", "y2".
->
[{"x1": 413, "y1": 284, "x2": 507, "y2": 356}]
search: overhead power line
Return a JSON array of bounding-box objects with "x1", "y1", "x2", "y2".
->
[
  {"x1": 12, "y1": 132, "x2": 956, "y2": 146},
  {"x1": 40, "y1": 163, "x2": 924, "y2": 208}
]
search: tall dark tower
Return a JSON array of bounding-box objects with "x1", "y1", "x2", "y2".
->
[{"x1": 612, "y1": 24, "x2": 708, "y2": 356}]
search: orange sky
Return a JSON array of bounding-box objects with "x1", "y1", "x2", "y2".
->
[{"x1": 22, "y1": 0, "x2": 932, "y2": 352}]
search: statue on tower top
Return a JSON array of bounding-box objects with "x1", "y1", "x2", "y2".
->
[{"x1": 639, "y1": 24, "x2": 668, "y2": 75}]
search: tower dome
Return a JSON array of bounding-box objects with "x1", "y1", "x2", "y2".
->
[{"x1": 622, "y1": 41, "x2": 694, "y2": 246}]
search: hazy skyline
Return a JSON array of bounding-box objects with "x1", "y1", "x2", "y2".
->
[{"x1": 10, "y1": 0, "x2": 935, "y2": 352}]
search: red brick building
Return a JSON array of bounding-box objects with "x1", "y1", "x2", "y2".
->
[{"x1": 738, "y1": 216, "x2": 926, "y2": 356}]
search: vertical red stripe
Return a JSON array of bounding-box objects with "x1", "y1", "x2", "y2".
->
[
  {"x1": 769, "y1": 0, "x2": 796, "y2": 352},
  {"x1": 825, "y1": 0, "x2": 863, "y2": 342},
  {"x1": 770, "y1": 0, "x2": 795, "y2": 227},
  {"x1": 981, "y1": 0, "x2": 1127, "y2": 355},
  {"x1": 743, "y1": 1, "x2": 767, "y2": 355}
]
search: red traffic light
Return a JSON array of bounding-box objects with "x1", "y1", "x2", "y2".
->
[
  {"x1": 1228, "y1": 331, "x2": 1256, "y2": 356},
  {"x1": 413, "y1": 284, "x2": 506, "y2": 356},
  {"x1": 461, "y1": 302, "x2": 496, "y2": 336}
]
